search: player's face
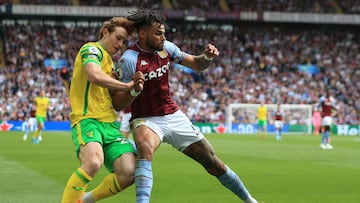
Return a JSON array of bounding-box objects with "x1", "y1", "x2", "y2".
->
[
  {"x1": 103, "y1": 26, "x2": 129, "y2": 55},
  {"x1": 144, "y1": 22, "x2": 166, "y2": 52}
]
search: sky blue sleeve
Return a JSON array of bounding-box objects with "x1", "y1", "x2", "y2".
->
[
  {"x1": 317, "y1": 96, "x2": 325, "y2": 108},
  {"x1": 164, "y1": 40, "x2": 186, "y2": 64},
  {"x1": 115, "y1": 50, "x2": 138, "y2": 83}
]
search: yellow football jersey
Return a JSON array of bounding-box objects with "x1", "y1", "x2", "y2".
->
[
  {"x1": 257, "y1": 106, "x2": 267, "y2": 120},
  {"x1": 35, "y1": 97, "x2": 50, "y2": 117},
  {"x1": 69, "y1": 42, "x2": 117, "y2": 127}
]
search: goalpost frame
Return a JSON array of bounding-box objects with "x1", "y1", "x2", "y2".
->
[{"x1": 226, "y1": 103, "x2": 313, "y2": 134}]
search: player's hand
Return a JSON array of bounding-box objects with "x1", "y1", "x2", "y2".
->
[
  {"x1": 204, "y1": 44, "x2": 219, "y2": 59},
  {"x1": 132, "y1": 71, "x2": 144, "y2": 92}
]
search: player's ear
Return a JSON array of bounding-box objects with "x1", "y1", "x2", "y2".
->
[
  {"x1": 138, "y1": 29, "x2": 146, "y2": 39},
  {"x1": 102, "y1": 28, "x2": 110, "y2": 39}
]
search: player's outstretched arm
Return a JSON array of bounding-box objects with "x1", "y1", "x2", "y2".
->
[
  {"x1": 111, "y1": 71, "x2": 144, "y2": 111},
  {"x1": 85, "y1": 62, "x2": 134, "y2": 91},
  {"x1": 181, "y1": 44, "x2": 220, "y2": 72}
]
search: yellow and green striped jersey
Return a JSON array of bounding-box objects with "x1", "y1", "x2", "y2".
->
[
  {"x1": 70, "y1": 42, "x2": 117, "y2": 127},
  {"x1": 34, "y1": 97, "x2": 50, "y2": 117},
  {"x1": 257, "y1": 105, "x2": 267, "y2": 120}
]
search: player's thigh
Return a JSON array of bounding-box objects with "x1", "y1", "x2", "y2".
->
[
  {"x1": 274, "y1": 121, "x2": 283, "y2": 129},
  {"x1": 120, "y1": 113, "x2": 131, "y2": 132},
  {"x1": 36, "y1": 116, "x2": 45, "y2": 127},
  {"x1": 183, "y1": 138, "x2": 226, "y2": 175},
  {"x1": 112, "y1": 152, "x2": 135, "y2": 175},
  {"x1": 78, "y1": 142, "x2": 104, "y2": 165},
  {"x1": 322, "y1": 116, "x2": 332, "y2": 126},
  {"x1": 72, "y1": 119, "x2": 105, "y2": 164},
  {"x1": 102, "y1": 122, "x2": 135, "y2": 172},
  {"x1": 132, "y1": 119, "x2": 162, "y2": 151},
  {"x1": 165, "y1": 110, "x2": 204, "y2": 151},
  {"x1": 183, "y1": 138, "x2": 215, "y2": 163}
]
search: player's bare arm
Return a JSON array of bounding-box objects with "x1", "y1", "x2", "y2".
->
[
  {"x1": 182, "y1": 44, "x2": 220, "y2": 72},
  {"x1": 132, "y1": 71, "x2": 145, "y2": 92},
  {"x1": 111, "y1": 71, "x2": 145, "y2": 111},
  {"x1": 85, "y1": 62, "x2": 134, "y2": 91}
]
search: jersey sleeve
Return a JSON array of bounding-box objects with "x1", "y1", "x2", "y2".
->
[
  {"x1": 79, "y1": 44, "x2": 103, "y2": 66},
  {"x1": 164, "y1": 40, "x2": 186, "y2": 64},
  {"x1": 317, "y1": 96, "x2": 325, "y2": 108},
  {"x1": 116, "y1": 50, "x2": 138, "y2": 83},
  {"x1": 331, "y1": 97, "x2": 337, "y2": 109}
]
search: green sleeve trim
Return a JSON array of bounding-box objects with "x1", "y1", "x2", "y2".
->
[
  {"x1": 80, "y1": 45, "x2": 103, "y2": 66},
  {"x1": 83, "y1": 58, "x2": 101, "y2": 66}
]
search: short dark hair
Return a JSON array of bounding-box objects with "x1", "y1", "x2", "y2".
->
[{"x1": 127, "y1": 8, "x2": 167, "y2": 30}]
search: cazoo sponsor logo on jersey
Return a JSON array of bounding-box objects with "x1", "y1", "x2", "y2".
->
[{"x1": 144, "y1": 62, "x2": 170, "y2": 81}]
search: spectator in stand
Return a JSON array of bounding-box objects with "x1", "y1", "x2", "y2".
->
[{"x1": 1, "y1": 21, "x2": 360, "y2": 125}]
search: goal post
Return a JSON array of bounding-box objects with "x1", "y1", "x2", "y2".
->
[{"x1": 226, "y1": 103, "x2": 313, "y2": 134}]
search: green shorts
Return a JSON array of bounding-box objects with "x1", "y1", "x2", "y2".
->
[
  {"x1": 36, "y1": 116, "x2": 46, "y2": 124},
  {"x1": 71, "y1": 118, "x2": 135, "y2": 172},
  {"x1": 258, "y1": 119, "x2": 267, "y2": 127}
]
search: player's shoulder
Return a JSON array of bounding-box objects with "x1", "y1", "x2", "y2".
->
[
  {"x1": 163, "y1": 40, "x2": 180, "y2": 52},
  {"x1": 118, "y1": 49, "x2": 140, "y2": 70},
  {"x1": 164, "y1": 40, "x2": 176, "y2": 48},
  {"x1": 80, "y1": 42, "x2": 98, "y2": 50},
  {"x1": 319, "y1": 95, "x2": 326, "y2": 101},
  {"x1": 122, "y1": 48, "x2": 139, "y2": 60},
  {"x1": 80, "y1": 42, "x2": 103, "y2": 57}
]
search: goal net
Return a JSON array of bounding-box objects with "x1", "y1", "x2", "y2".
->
[{"x1": 226, "y1": 103, "x2": 313, "y2": 134}]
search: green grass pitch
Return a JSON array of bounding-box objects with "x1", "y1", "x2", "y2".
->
[{"x1": 0, "y1": 131, "x2": 359, "y2": 203}]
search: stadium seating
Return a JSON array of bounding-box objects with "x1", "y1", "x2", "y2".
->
[
  {"x1": 10, "y1": 0, "x2": 359, "y2": 14},
  {"x1": 0, "y1": 1, "x2": 359, "y2": 125}
]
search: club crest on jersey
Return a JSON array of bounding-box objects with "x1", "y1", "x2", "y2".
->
[
  {"x1": 158, "y1": 50, "x2": 168, "y2": 59},
  {"x1": 89, "y1": 46, "x2": 99, "y2": 54}
]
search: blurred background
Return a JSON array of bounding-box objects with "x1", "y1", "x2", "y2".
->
[{"x1": 0, "y1": 0, "x2": 359, "y2": 134}]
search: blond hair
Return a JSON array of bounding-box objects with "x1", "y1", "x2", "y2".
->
[{"x1": 99, "y1": 17, "x2": 135, "y2": 40}]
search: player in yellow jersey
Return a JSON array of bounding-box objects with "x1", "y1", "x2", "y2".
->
[
  {"x1": 257, "y1": 101, "x2": 267, "y2": 139},
  {"x1": 32, "y1": 89, "x2": 50, "y2": 144},
  {"x1": 61, "y1": 17, "x2": 144, "y2": 203}
]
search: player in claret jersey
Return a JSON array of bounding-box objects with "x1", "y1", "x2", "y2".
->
[
  {"x1": 318, "y1": 89, "x2": 337, "y2": 150},
  {"x1": 272, "y1": 103, "x2": 285, "y2": 141},
  {"x1": 114, "y1": 8, "x2": 259, "y2": 203}
]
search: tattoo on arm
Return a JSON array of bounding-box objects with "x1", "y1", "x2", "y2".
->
[{"x1": 194, "y1": 55, "x2": 213, "y2": 71}]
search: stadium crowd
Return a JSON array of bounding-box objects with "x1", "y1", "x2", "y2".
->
[
  {"x1": 1, "y1": 20, "x2": 359, "y2": 126},
  {"x1": 168, "y1": 24, "x2": 360, "y2": 125},
  {"x1": 2, "y1": 0, "x2": 360, "y2": 14}
]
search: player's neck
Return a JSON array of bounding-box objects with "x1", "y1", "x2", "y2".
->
[{"x1": 136, "y1": 42, "x2": 155, "y2": 53}]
